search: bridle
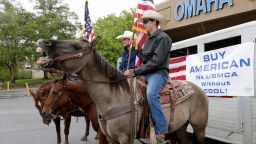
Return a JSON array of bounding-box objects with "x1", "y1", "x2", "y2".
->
[
  {"x1": 48, "y1": 81, "x2": 65, "y2": 119},
  {"x1": 42, "y1": 47, "x2": 92, "y2": 69},
  {"x1": 42, "y1": 38, "x2": 97, "y2": 68},
  {"x1": 41, "y1": 37, "x2": 128, "y2": 84},
  {"x1": 47, "y1": 78, "x2": 93, "y2": 119},
  {"x1": 42, "y1": 37, "x2": 127, "y2": 83}
]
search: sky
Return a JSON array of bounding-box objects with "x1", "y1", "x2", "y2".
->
[
  {"x1": 65, "y1": 0, "x2": 167, "y2": 23},
  {"x1": 20, "y1": 0, "x2": 167, "y2": 23}
]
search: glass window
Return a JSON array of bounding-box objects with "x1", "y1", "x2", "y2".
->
[
  {"x1": 170, "y1": 45, "x2": 197, "y2": 58},
  {"x1": 205, "y1": 36, "x2": 241, "y2": 51}
]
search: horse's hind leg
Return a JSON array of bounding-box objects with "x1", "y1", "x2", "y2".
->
[
  {"x1": 81, "y1": 114, "x2": 90, "y2": 141},
  {"x1": 193, "y1": 126, "x2": 206, "y2": 144},
  {"x1": 175, "y1": 122, "x2": 189, "y2": 144},
  {"x1": 64, "y1": 115, "x2": 71, "y2": 144},
  {"x1": 190, "y1": 116, "x2": 207, "y2": 144}
]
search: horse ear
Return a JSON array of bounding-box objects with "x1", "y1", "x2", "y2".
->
[
  {"x1": 29, "y1": 89, "x2": 34, "y2": 97},
  {"x1": 90, "y1": 36, "x2": 100, "y2": 49}
]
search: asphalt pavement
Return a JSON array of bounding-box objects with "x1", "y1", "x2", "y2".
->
[{"x1": 0, "y1": 88, "x2": 98, "y2": 144}]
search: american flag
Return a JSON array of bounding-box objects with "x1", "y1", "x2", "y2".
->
[
  {"x1": 132, "y1": 0, "x2": 187, "y2": 80},
  {"x1": 83, "y1": 1, "x2": 95, "y2": 42},
  {"x1": 132, "y1": 0, "x2": 155, "y2": 48},
  {"x1": 132, "y1": 0, "x2": 156, "y2": 66},
  {"x1": 169, "y1": 56, "x2": 187, "y2": 80}
]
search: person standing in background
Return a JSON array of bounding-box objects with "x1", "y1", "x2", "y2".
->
[{"x1": 117, "y1": 31, "x2": 136, "y2": 73}]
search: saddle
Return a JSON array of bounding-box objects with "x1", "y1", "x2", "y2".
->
[{"x1": 136, "y1": 76, "x2": 194, "y2": 139}]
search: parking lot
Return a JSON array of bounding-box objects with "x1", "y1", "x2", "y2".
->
[{"x1": 0, "y1": 89, "x2": 97, "y2": 144}]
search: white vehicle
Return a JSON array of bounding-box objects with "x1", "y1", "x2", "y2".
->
[{"x1": 171, "y1": 21, "x2": 256, "y2": 144}]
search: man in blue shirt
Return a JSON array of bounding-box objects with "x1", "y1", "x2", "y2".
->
[{"x1": 117, "y1": 31, "x2": 136, "y2": 72}]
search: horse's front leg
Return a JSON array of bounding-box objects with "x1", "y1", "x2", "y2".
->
[
  {"x1": 81, "y1": 113, "x2": 90, "y2": 141},
  {"x1": 64, "y1": 114, "x2": 71, "y2": 144},
  {"x1": 53, "y1": 117, "x2": 61, "y2": 144}
]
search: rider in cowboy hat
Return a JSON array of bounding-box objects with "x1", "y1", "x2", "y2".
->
[
  {"x1": 116, "y1": 30, "x2": 136, "y2": 73},
  {"x1": 124, "y1": 10, "x2": 172, "y2": 143}
]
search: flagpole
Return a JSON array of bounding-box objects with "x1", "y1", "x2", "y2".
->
[
  {"x1": 127, "y1": 3, "x2": 141, "y2": 144},
  {"x1": 126, "y1": 32, "x2": 136, "y2": 71},
  {"x1": 126, "y1": 4, "x2": 139, "y2": 71},
  {"x1": 83, "y1": 0, "x2": 87, "y2": 38}
]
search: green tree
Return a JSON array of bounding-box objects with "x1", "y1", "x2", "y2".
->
[
  {"x1": 0, "y1": 0, "x2": 81, "y2": 82},
  {"x1": 32, "y1": 0, "x2": 80, "y2": 40},
  {"x1": 32, "y1": 0, "x2": 81, "y2": 79},
  {"x1": 94, "y1": 10, "x2": 135, "y2": 66},
  {"x1": 0, "y1": 0, "x2": 36, "y2": 83}
]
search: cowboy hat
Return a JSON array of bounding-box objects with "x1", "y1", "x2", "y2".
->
[
  {"x1": 136, "y1": 10, "x2": 167, "y2": 26},
  {"x1": 116, "y1": 31, "x2": 133, "y2": 40}
]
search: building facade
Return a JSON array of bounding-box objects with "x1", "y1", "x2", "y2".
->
[{"x1": 156, "y1": 0, "x2": 256, "y2": 42}]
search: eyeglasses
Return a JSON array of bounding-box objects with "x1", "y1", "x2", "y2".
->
[{"x1": 142, "y1": 19, "x2": 154, "y2": 25}]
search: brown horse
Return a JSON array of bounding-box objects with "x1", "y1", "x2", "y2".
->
[
  {"x1": 37, "y1": 38, "x2": 208, "y2": 144},
  {"x1": 29, "y1": 80, "x2": 91, "y2": 144},
  {"x1": 42, "y1": 77, "x2": 108, "y2": 144}
]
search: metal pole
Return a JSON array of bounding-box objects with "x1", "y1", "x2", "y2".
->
[
  {"x1": 7, "y1": 81, "x2": 9, "y2": 91},
  {"x1": 126, "y1": 31, "x2": 136, "y2": 71}
]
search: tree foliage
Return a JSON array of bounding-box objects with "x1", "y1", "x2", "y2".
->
[
  {"x1": 0, "y1": 0, "x2": 135, "y2": 82},
  {"x1": 0, "y1": 0, "x2": 36, "y2": 82},
  {"x1": 93, "y1": 10, "x2": 135, "y2": 66},
  {"x1": 32, "y1": 0, "x2": 80, "y2": 40},
  {"x1": 31, "y1": 0, "x2": 80, "y2": 79},
  {"x1": 0, "y1": 0, "x2": 81, "y2": 82}
]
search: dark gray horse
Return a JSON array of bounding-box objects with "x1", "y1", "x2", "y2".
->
[{"x1": 37, "y1": 38, "x2": 208, "y2": 144}]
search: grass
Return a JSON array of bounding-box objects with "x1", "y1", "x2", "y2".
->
[{"x1": 1, "y1": 78, "x2": 53, "y2": 88}]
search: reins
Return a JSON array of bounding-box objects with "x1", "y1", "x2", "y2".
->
[
  {"x1": 68, "y1": 98, "x2": 93, "y2": 114},
  {"x1": 48, "y1": 77, "x2": 93, "y2": 119},
  {"x1": 46, "y1": 68, "x2": 128, "y2": 84},
  {"x1": 48, "y1": 80, "x2": 66, "y2": 119},
  {"x1": 54, "y1": 49, "x2": 91, "y2": 62},
  {"x1": 82, "y1": 77, "x2": 127, "y2": 84}
]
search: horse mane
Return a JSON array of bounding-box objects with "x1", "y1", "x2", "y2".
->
[
  {"x1": 39, "y1": 81, "x2": 52, "y2": 89},
  {"x1": 36, "y1": 81, "x2": 53, "y2": 97},
  {"x1": 51, "y1": 77, "x2": 88, "y2": 95},
  {"x1": 92, "y1": 49, "x2": 130, "y2": 93}
]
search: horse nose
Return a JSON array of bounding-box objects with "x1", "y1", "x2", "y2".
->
[
  {"x1": 37, "y1": 39, "x2": 52, "y2": 47},
  {"x1": 42, "y1": 40, "x2": 52, "y2": 47},
  {"x1": 42, "y1": 111, "x2": 46, "y2": 116}
]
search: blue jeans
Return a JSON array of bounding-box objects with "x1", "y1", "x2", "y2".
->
[{"x1": 145, "y1": 73, "x2": 168, "y2": 135}]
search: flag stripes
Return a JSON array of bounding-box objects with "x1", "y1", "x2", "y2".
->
[
  {"x1": 169, "y1": 56, "x2": 187, "y2": 80},
  {"x1": 137, "y1": 4, "x2": 155, "y2": 11},
  {"x1": 83, "y1": 1, "x2": 95, "y2": 42},
  {"x1": 132, "y1": 0, "x2": 156, "y2": 48}
]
